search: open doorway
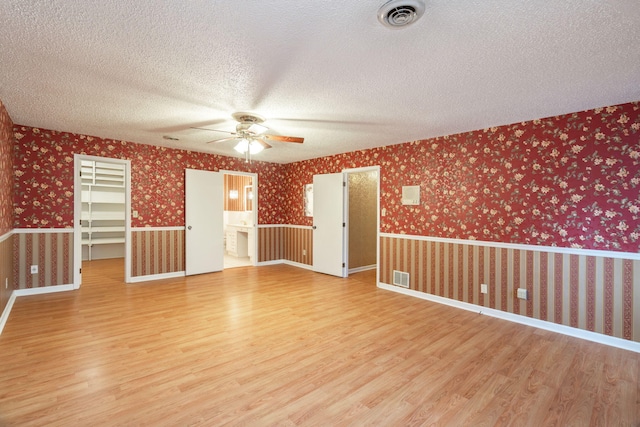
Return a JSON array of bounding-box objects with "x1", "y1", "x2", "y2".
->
[
  {"x1": 222, "y1": 171, "x2": 258, "y2": 269},
  {"x1": 346, "y1": 168, "x2": 378, "y2": 277},
  {"x1": 73, "y1": 155, "x2": 131, "y2": 287},
  {"x1": 311, "y1": 167, "x2": 379, "y2": 280}
]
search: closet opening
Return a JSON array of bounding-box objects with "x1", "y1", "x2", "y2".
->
[
  {"x1": 221, "y1": 171, "x2": 258, "y2": 269},
  {"x1": 73, "y1": 155, "x2": 131, "y2": 287},
  {"x1": 346, "y1": 167, "x2": 379, "y2": 284}
]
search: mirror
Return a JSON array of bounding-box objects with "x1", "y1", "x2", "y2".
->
[{"x1": 244, "y1": 185, "x2": 253, "y2": 211}]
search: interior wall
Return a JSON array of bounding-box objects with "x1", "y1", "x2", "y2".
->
[
  {"x1": 224, "y1": 174, "x2": 252, "y2": 211},
  {"x1": 282, "y1": 101, "x2": 640, "y2": 253},
  {"x1": 131, "y1": 229, "x2": 184, "y2": 277},
  {"x1": 380, "y1": 236, "x2": 640, "y2": 343},
  {"x1": 348, "y1": 170, "x2": 377, "y2": 269},
  {"x1": 280, "y1": 101, "x2": 640, "y2": 344},
  {"x1": 0, "y1": 99, "x2": 14, "y2": 313},
  {"x1": 11, "y1": 126, "x2": 287, "y2": 281},
  {"x1": 12, "y1": 127, "x2": 287, "y2": 229}
]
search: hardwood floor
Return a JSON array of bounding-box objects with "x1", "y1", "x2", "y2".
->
[{"x1": 0, "y1": 259, "x2": 638, "y2": 426}]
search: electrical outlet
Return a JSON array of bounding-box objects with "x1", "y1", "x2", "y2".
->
[
  {"x1": 517, "y1": 288, "x2": 528, "y2": 300},
  {"x1": 133, "y1": 210, "x2": 139, "y2": 218},
  {"x1": 480, "y1": 283, "x2": 488, "y2": 294},
  {"x1": 31, "y1": 265, "x2": 38, "y2": 274},
  {"x1": 302, "y1": 249, "x2": 306, "y2": 256}
]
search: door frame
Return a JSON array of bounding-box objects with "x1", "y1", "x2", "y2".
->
[
  {"x1": 73, "y1": 154, "x2": 132, "y2": 288},
  {"x1": 220, "y1": 170, "x2": 259, "y2": 266},
  {"x1": 343, "y1": 166, "x2": 380, "y2": 284}
]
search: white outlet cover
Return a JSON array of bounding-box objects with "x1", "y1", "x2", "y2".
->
[
  {"x1": 480, "y1": 283, "x2": 488, "y2": 294},
  {"x1": 517, "y1": 288, "x2": 528, "y2": 300}
]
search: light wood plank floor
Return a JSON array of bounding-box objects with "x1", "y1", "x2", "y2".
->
[{"x1": 0, "y1": 259, "x2": 638, "y2": 426}]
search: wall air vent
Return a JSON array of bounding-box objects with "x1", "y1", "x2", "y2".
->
[
  {"x1": 393, "y1": 270, "x2": 410, "y2": 288},
  {"x1": 378, "y1": 0, "x2": 425, "y2": 29}
]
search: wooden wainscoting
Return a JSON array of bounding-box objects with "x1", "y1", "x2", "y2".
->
[
  {"x1": 0, "y1": 258, "x2": 638, "y2": 425},
  {"x1": 0, "y1": 233, "x2": 13, "y2": 313},
  {"x1": 13, "y1": 230, "x2": 73, "y2": 289},
  {"x1": 380, "y1": 235, "x2": 640, "y2": 343},
  {"x1": 131, "y1": 228, "x2": 184, "y2": 278},
  {"x1": 258, "y1": 225, "x2": 312, "y2": 266}
]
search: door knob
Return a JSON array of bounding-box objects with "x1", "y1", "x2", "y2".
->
[
  {"x1": 312, "y1": 226, "x2": 317, "y2": 230},
  {"x1": 187, "y1": 226, "x2": 192, "y2": 230}
]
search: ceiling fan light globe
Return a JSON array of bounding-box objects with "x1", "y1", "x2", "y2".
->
[
  {"x1": 234, "y1": 139, "x2": 249, "y2": 153},
  {"x1": 249, "y1": 140, "x2": 264, "y2": 154}
]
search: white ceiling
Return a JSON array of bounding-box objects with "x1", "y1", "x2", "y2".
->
[{"x1": 1, "y1": 1, "x2": 639, "y2": 164}]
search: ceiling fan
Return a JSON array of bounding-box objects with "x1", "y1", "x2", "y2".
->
[{"x1": 192, "y1": 112, "x2": 304, "y2": 161}]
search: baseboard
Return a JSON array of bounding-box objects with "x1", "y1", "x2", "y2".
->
[
  {"x1": 255, "y1": 260, "x2": 315, "y2": 271},
  {"x1": 128, "y1": 271, "x2": 186, "y2": 283},
  {"x1": 0, "y1": 291, "x2": 17, "y2": 335},
  {"x1": 378, "y1": 282, "x2": 640, "y2": 354},
  {"x1": 349, "y1": 264, "x2": 376, "y2": 274},
  {"x1": 255, "y1": 260, "x2": 283, "y2": 267},
  {"x1": 282, "y1": 260, "x2": 314, "y2": 270},
  {"x1": 14, "y1": 284, "x2": 75, "y2": 296}
]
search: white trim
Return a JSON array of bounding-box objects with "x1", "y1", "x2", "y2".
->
[
  {"x1": 379, "y1": 232, "x2": 640, "y2": 260},
  {"x1": 256, "y1": 260, "x2": 283, "y2": 266},
  {"x1": 255, "y1": 259, "x2": 314, "y2": 271},
  {"x1": 258, "y1": 224, "x2": 313, "y2": 230},
  {"x1": 283, "y1": 260, "x2": 314, "y2": 271},
  {"x1": 13, "y1": 228, "x2": 73, "y2": 234},
  {"x1": 74, "y1": 155, "x2": 132, "y2": 288},
  {"x1": 0, "y1": 291, "x2": 16, "y2": 335},
  {"x1": 378, "y1": 282, "x2": 640, "y2": 354},
  {"x1": 124, "y1": 158, "x2": 132, "y2": 283},
  {"x1": 14, "y1": 284, "x2": 75, "y2": 296},
  {"x1": 0, "y1": 230, "x2": 12, "y2": 243},
  {"x1": 344, "y1": 165, "x2": 381, "y2": 283},
  {"x1": 349, "y1": 264, "x2": 376, "y2": 274},
  {"x1": 128, "y1": 271, "x2": 186, "y2": 283},
  {"x1": 131, "y1": 226, "x2": 185, "y2": 231},
  {"x1": 220, "y1": 170, "x2": 259, "y2": 267}
]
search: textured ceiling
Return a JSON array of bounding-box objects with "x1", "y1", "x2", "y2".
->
[{"x1": 1, "y1": 1, "x2": 639, "y2": 163}]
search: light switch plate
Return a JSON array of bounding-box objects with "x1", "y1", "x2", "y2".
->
[{"x1": 401, "y1": 186, "x2": 420, "y2": 205}]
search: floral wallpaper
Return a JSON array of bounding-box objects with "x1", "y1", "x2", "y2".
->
[
  {"x1": 13, "y1": 128, "x2": 287, "y2": 228},
  {"x1": 283, "y1": 101, "x2": 640, "y2": 253},
  {"x1": 11, "y1": 101, "x2": 640, "y2": 252},
  {"x1": 0, "y1": 100, "x2": 14, "y2": 236}
]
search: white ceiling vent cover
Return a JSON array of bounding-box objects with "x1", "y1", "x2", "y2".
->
[{"x1": 378, "y1": 0, "x2": 425, "y2": 29}]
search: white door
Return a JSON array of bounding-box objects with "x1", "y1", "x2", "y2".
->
[
  {"x1": 185, "y1": 169, "x2": 224, "y2": 275},
  {"x1": 312, "y1": 172, "x2": 346, "y2": 277}
]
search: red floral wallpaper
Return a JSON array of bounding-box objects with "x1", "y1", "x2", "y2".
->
[
  {"x1": 11, "y1": 101, "x2": 640, "y2": 252},
  {"x1": 0, "y1": 100, "x2": 14, "y2": 236},
  {"x1": 12, "y1": 128, "x2": 287, "y2": 228},
  {"x1": 283, "y1": 102, "x2": 640, "y2": 253}
]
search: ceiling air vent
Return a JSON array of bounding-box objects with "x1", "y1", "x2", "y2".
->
[{"x1": 378, "y1": 0, "x2": 425, "y2": 29}]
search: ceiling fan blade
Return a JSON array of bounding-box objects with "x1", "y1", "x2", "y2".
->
[
  {"x1": 263, "y1": 134, "x2": 304, "y2": 144},
  {"x1": 254, "y1": 138, "x2": 272, "y2": 149},
  {"x1": 205, "y1": 136, "x2": 240, "y2": 144},
  {"x1": 191, "y1": 126, "x2": 237, "y2": 135}
]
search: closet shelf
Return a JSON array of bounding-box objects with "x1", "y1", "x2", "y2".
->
[
  {"x1": 81, "y1": 159, "x2": 126, "y2": 261},
  {"x1": 81, "y1": 212, "x2": 126, "y2": 221},
  {"x1": 81, "y1": 226, "x2": 125, "y2": 233},
  {"x1": 82, "y1": 237, "x2": 125, "y2": 246}
]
